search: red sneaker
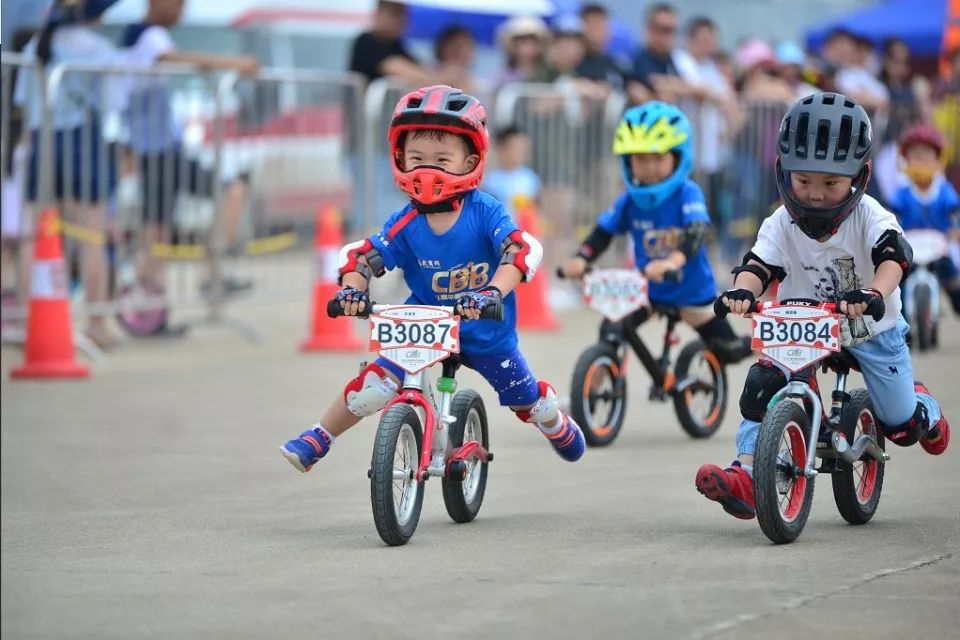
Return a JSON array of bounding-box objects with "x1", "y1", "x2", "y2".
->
[
  {"x1": 915, "y1": 382, "x2": 950, "y2": 456},
  {"x1": 695, "y1": 461, "x2": 756, "y2": 519}
]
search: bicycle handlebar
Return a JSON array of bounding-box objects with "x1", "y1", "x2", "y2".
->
[
  {"x1": 326, "y1": 299, "x2": 504, "y2": 321},
  {"x1": 713, "y1": 297, "x2": 884, "y2": 322}
]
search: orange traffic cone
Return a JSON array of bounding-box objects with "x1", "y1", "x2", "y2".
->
[
  {"x1": 300, "y1": 204, "x2": 364, "y2": 352},
  {"x1": 514, "y1": 200, "x2": 560, "y2": 332},
  {"x1": 11, "y1": 209, "x2": 90, "y2": 379}
]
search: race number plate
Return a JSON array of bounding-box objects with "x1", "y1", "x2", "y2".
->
[
  {"x1": 582, "y1": 269, "x2": 649, "y2": 321},
  {"x1": 751, "y1": 305, "x2": 841, "y2": 372},
  {"x1": 369, "y1": 305, "x2": 460, "y2": 374}
]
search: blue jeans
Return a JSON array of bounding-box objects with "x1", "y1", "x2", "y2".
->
[{"x1": 736, "y1": 317, "x2": 942, "y2": 456}]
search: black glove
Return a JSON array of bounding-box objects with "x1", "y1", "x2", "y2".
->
[
  {"x1": 714, "y1": 288, "x2": 755, "y2": 318},
  {"x1": 841, "y1": 288, "x2": 881, "y2": 306},
  {"x1": 335, "y1": 287, "x2": 370, "y2": 315},
  {"x1": 456, "y1": 287, "x2": 502, "y2": 315},
  {"x1": 841, "y1": 288, "x2": 885, "y2": 320}
]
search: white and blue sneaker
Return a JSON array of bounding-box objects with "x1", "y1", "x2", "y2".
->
[{"x1": 280, "y1": 426, "x2": 333, "y2": 472}]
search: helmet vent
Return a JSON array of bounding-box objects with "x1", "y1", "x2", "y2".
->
[
  {"x1": 668, "y1": 115, "x2": 681, "y2": 125},
  {"x1": 407, "y1": 98, "x2": 423, "y2": 109},
  {"x1": 801, "y1": 96, "x2": 814, "y2": 105},
  {"x1": 794, "y1": 113, "x2": 809, "y2": 158},
  {"x1": 835, "y1": 115, "x2": 852, "y2": 162},
  {"x1": 448, "y1": 98, "x2": 467, "y2": 111},
  {"x1": 779, "y1": 116, "x2": 791, "y2": 154},
  {"x1": 821, "y1": 94, "x2": 835, "y2": 105},
  {"x1": 854, "y1": 122, "x2": 870, "y2": 159},
  {"x1": 843, "y1": 98, "x2": 856, "y2": 109},
  {"x1": 814, "y1": 119, "x2": 830, "y2": 160}
]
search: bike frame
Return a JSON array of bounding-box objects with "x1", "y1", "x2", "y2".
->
[
  {"x1": 763, "y1": 357, "x2": 890, "y2": 478},
  {"x1": 380, "y1": 356, "x2": 491, "y2": 482},
  {"x1": 601, "y1": 309, "x2": 710, "y2": 397}
]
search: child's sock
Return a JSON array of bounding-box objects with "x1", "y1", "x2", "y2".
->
[{"x1": 313, "y1": 423, "x2": 336, "y2": 447}]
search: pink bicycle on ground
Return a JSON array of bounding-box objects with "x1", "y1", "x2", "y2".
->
[
  {"x1": 327, "y1": 299, "x2": 502, "y2": 546},
  {"x1": 716, "y1": 297, "x2": 890, "y2": 544}
]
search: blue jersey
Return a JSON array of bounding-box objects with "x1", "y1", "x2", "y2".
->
[
  {"x1": 890, "y1": 178, "x2": 960, "y2": 233},
  {"x1": 369, "y1": 190, "x2": 519, "y2": 356},
  {"x1": 597, "y1": 180, "x2": 717, "y2": 306}
]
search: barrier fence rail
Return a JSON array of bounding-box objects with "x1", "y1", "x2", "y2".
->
[{"x1": 1, "y1": 52, "x2": 787, "y2": 351}]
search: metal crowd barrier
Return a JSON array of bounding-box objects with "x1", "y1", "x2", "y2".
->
[
  {"x1": 493, "y1": 82, "x2": 626, "y2": 264},
  {"x1": 1, "y1": 54, "x2": 364, "y2": 343},
  {"x1": 2, "y1": 50, "x2": 810, "y2": 348}
]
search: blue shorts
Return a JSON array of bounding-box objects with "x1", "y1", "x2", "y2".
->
[
  {"x1": 735, "y1": 317, "x2": 942, "y2": 456},
  {"x1": 27, "y1": 122, "x2": 117, "y2": 203},
  {"x1": 376, "y1": 346, "x2": 540, "y2": 407}
]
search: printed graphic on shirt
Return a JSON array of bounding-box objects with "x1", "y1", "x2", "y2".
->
[
  {"x1": 802, "y1": 256, "x2": 875, "y2": 346},
  {"x1": 431, "y1": 262, "x2": 491, "y2": 299}
]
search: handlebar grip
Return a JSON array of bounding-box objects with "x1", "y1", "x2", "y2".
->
[
  {"x1": 714, "y1": 296, "x2": 760, "y2": 318},
  {"x1": 713, "y1": 296, "x2": 730, "y2": 319},
  {"x1": 326, "y1": 299, "x2": 343, "y2": 318},
  {"x1": 663, "y1": 269, "x2": 682, "y2": 283},
  {"x1": 326, "y1": 298, "x2": 375, "y2": 319},
  {"x1": 479, "y1": 302, "x2": 504, "y2": 322},
  {"x1": 865, "y1": 296, "x2": 885, "y2": 322}
]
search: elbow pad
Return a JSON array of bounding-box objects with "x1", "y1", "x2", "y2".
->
[
  {"x1": 731, "y1": 252, "x2": 786, "y2": 295},
  {"x1": 576, "y1": 226, "x2": 614, "y2": 262},
  {"x1": 500, "y1": 230, "x2": 543, "y2": 281},
  {"x1": 871, "y1": 229, "x2": 912, "y2": 274},
  {"x1": 680, "y1": 221, "x2": 709, "y2": 257},
  {"x1": 337, "y1": 238, "x2": 386, "y2": 285}
]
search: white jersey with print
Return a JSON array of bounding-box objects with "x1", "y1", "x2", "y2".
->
[{"x1": 751, "y1": 195, "x2": 903, "y2": 346}]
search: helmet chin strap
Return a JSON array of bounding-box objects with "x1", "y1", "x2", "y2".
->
[{"x1": 412, "y1": 194, "x2": 465, "y2": 214}]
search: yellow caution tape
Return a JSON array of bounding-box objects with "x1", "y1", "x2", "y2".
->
[
  {"x1": 245, "y1": 232, "x2": 297, "y2": 255},
  {"x1": 50, "y1": 218, "x2": 107, "y2": 246},
  {"x1": 151, "y1": 243, "x2": 207, "y2": 260}
]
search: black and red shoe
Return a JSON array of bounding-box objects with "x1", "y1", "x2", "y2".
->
[
  {"x1": 915, "y1": 382, "x2": 950, "y2": 455},
  {"x1": 695, "y1": 460, "x2": 756, "y2": 519}
]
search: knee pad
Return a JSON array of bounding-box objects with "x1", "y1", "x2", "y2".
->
[
  {"x1": 696, "y1": 316, "x2": 751, "y2": 363},
  {"x1": 878, "y1": 401, "x2": 927, "y2": 447},
  {"x1": 739, "y1": 361, "x2": 787, "y2": 421},
  {"x1": 513, "y1": 381, "x2": 559, "y2": 427},
  {"x1": 343, "y1": 363, "x2": 399, "y2": 418}
]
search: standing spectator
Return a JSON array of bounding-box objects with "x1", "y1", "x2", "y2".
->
[
  {"x1": 349, "y1": 1, "x2": 434, "y2": 86},
  {"x1": 433, "y1": 25, "x2": 479, "y2": 94},
  {"x1": 123, "y1": 0, "x2": 258, "y2": 305},
  {"x1": 576, "y1": 3, "x2": 625, "y2": 91},
  {"x1": 734, "y1": 39, "x2": 794, "y2": 105},
  {"x1": 483, "y1": 126, "x2": 541, "y2": 221},
  {"x1": 931, "y1": 48, "x2": 960, "y2": 186},
  {"x1": 775, "y1": 41, "x2": 821, "y2": 100},
  {"x1": 626, "y1": 3, "x2": 688, "y2": 105},
  {"x1": 821, "y1": 29, "x2": 889, "y2": 115},
  {"x1": 495, "y1": 15, "x2": 550, "y2": 87},
  {"x1": 15, "y1": 0, "x2": 131, "y2": 349},
  {"x1": 673, "y1": 17, "x2": 738, "y2": 223},
  {"x1": 875, "y1": 38, "x2": 928, "y2": 203}
]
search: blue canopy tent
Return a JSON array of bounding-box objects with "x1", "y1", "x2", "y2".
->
[
  {"x1": 805, "y1": 0, "x2": 948, "y2": 58},
  {"x1": 404, "y1": 0, "x2": 636, "y2": 57}
]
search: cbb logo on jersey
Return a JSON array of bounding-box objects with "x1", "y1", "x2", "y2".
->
[
  {"x1": 431, "y1": 262, "x2": 490, "y2": 299},
  {"x1": 642, "y1": 227, "x2": 684, "y2": 259}
]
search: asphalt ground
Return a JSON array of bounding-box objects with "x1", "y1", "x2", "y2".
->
[{"x1": 2, "y1": 295, "x2": 958, "y2": 639}]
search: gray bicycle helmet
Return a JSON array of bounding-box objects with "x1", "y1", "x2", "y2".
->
[{"x1": 775, "y1": 92, "x2": 873, "y2": 239}]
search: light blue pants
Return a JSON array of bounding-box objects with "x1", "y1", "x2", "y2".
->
[{"x1": 736, "y1": 317, "x2": 942, "y2": 456}]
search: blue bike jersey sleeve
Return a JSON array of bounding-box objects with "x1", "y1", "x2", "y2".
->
[
  {"x1": 598, "y1": 182, "x2": 718, "y2": 306},
  {"x1": 890, "y1": 180, "x2": 960, "y2": 233},
  {"x1": 368, "y1": 190, "x2": 520, "y2": 355}
]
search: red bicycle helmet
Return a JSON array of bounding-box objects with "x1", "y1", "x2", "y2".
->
[
  {"x1": 897, "y1": 123, "x2": 946, "y2": 159},
  {"x1": 388, "y1": 85, "x2": 488, "y2": 211}
]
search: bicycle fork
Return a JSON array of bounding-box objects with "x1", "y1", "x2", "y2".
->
[{"x1": 767, "y1": 373, "x2": 890, "y2": 479}]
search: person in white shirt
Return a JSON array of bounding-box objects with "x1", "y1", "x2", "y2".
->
[
  {"x1": 14, "y1": 0, "x2": 132, "y2": 348},
  {"x1": 121, "y1": 0, "x2": 258, "y2": 299},
  {"x1": 695, "y1": 93, "x2": 950, "y2": 521}
]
